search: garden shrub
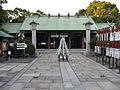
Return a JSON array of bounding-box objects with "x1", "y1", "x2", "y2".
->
[
  {"x1": 90, "y1": 36, "x2": 97, "y2": 51},
  {"x1": 19, "y1": 39, "x2": 35, "y2": 55}
]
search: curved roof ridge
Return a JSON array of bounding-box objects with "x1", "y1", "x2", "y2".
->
[{"x1": 27, "y1": 15, "x2": 90, "y2": 18}]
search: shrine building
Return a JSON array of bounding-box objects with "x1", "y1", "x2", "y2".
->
[{"x1": 1, "y1": 15, "x2": 111, "y2": 49}]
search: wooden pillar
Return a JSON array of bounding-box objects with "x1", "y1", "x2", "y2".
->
[
  {"x1": 82, "y1": 35, "x2": 85, "y2": 48},
  {"x1": 53, "y1": 38, "x2": 55, "y2": 49},
  {"x1": 68, "y1": 35, "x2": 71, "y2": 49},
  {"x1": 48, "y1": 34, "x2": 51, "y2": 49}
]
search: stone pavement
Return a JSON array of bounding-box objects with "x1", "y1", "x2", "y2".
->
[
  {"x1": 0, "y1": 54, "x2": 120, "y2": 90},
  {"x1": 0, "y1": 63, "x2": 28, "y2": 87},
  {"x1": 69, "y1": 54, "x2": 120, "y2": 90}
]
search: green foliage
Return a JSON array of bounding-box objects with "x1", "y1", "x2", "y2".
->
[
  {"x1": 0, "y1": 0, "x2": 46, "y2": 23},
  {"x1": 76, "y1": 0, "x2": 119, "y2": 23},
  {"x1": 75, "y1": 9, "x2": 86, "y2": 16},
  {"x1": 0, "y1": 0, "x2": 7, "y2": 5},
  {"x1": 0, "y1": 6, "x2": 46, "y2": 23},
  {"x1": 90, "y1": 36, "x2": 97, "y2": 51},
  {"x1": 0, "y1": 27, "x2": 9, "y2": 33},
  {"x1": 9, "y1": 39, "x2": 35, "y2": 56},
  {"x1": 0, "y1": 6, "x2": 8, "y2": 23},
  {"x1": 0, "y1": 0, "x2": 8, "y2": 23},
  {"x1": 12, "y1": 16, "x2": 25, "y2": 23},
  {"x1": 116, "y1": 16, "x2": 120, "y2": 24},
  {"x1": 6, "y1": 8, "x2": 46, "y2": 23},
  {"x1": 86, "y1": 0, "x2": 119, "y2": 17},
  {"x1": 8, "y1": 44, "x2": 16, "y2": 51},
  {"x1": 92, "y1": 16, "x2": 117, "y2": 23},
  {"x1": 32, "y1": 10, "x2": 46, "y2": 16},
  {"x1": 18, "y1": 39, "x2": 35, "y2": 55},
  {"x1": 6, "y1": 8, "x2": 31, "y2": 23}
]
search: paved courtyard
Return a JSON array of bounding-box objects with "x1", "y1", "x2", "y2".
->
[{"x1": 0, "y1": 53, "x2": 120, "y2": 90}]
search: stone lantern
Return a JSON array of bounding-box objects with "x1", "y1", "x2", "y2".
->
[
  {"x1": 29, "y1": 20, "x2": 39, "y2": 49},
  {"x1": 83, "y1": 21, "x2": 93, "y2": 56}
]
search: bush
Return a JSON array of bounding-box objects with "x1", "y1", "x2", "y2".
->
[
  {"x1": 90, "y1": 36, "x2": 97, "y2": 51},
  {"x1": 8, "y1": 45, "x2": 16, "y2": 51},
  {"x1": 19, "y1": 39, "x2": 35, "y2": 55}
]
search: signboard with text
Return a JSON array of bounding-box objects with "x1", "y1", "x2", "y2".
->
[
  {"x1": 17, "y1": 43, "x2": 27, "y2": 50},
  {"x1": 51, "y1": 35, "x2": 68, "y2": 38}
]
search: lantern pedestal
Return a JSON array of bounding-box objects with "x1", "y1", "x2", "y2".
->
[{"x1": 84, "y1": 51, "x2": 92, "y2": 56}]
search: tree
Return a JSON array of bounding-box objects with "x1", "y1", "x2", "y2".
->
[
  {"x1": 92, "y1": 16, "x2": 117, "y2": 23},
  {"x1": 75, "y1": 9, "x2": 86, "y2": 16},
  {"x1": 6, "y1": 8, "x2": 46, "y2": 23},
  {"x1": 6, "y1": 8, "x2": 31, "y2": 23},
  {"x1": 76, "y1": 0, "x2": 119, "y2": 23},
  {"x1": 0, "y1": 6, "x2": 8, "y2": 23},
  {"x1": 0, "y1": 0, "x2": 46, "y2": 23},
  {"x1": 32, "y1": 10, "x2": 46, "y2": 16},
  {"x1": 0, "y1": 0, "x2": 8, "y2": 23},
  {"x1": 0, "y1": 0, "x2": 7, "y2": 5},
  {"x1": 86, "y1": 0, "x2": 119, "y2": 17}
]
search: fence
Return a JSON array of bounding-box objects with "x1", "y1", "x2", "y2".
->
[{"x1": 95, "y1": 24, "x2": 120, "y2": 73}]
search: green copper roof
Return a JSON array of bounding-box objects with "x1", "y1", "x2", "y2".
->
[
  {"x1": 1, "y1": 16, "x2": 115, "y2": 33},
  {"x1": 1, "y1": 23, "x2": 22, "y2": 33},
  {"x1": 20, "y1": 15, "x2": 97, "y2": 30},
  {"x1": 0, "y1": 31, "x2": 14, "y2": 38},
  {"x1": 96, "y1": 23, "x2": 116, "y2": 29}
]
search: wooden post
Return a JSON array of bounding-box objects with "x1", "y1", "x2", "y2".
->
[
  {"x1": 112, "y1": 57, "x2": 115, "y2": 68},
  {"x1": 118, "y1": 60, "x2": 120, "y2": 74},
  {"x1": 48, "y1": 34, "x2": 51, "y2": 49},
  {"x1": 109, "y1": 57, "x2": 111, "y2": 68},
  {"x1": 82, "y1": 35, "x2": 85, "y2": 48},
  {"x1": 68, "y1": 35, "x2": 71, "y2": 49}
]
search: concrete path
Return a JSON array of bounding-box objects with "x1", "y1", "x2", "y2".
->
[{"x1": 0, "y1": 53, "x2": 120, "y2": 90}]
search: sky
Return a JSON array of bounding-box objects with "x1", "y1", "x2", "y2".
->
[{"x1": 2, "y1": 0, "x2": 120, "y2": 15}]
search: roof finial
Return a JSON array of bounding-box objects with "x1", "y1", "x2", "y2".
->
[
  {"x1": 68, "y1": 13, "x2": 70, "y2": 17},
  {"x1": 48, "y1": 13, "x2": 50, "y2": 17},
  {"x1": 58, "y1": 13, "x2": 60, "y2": 17}
]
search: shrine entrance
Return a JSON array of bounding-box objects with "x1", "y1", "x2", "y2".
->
[
  {"x1": 37, "y1": 33, "x2": 48, "y2": 49},
  {"x1": 50, "y1": 35, "x2": 68, "y2": 49},
  {"x1": 71, "y1": 33, "x2": 82, "y2": 48},
  {"x1": 36, "y1": 31, "x2": 85, "y2": 49}
]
